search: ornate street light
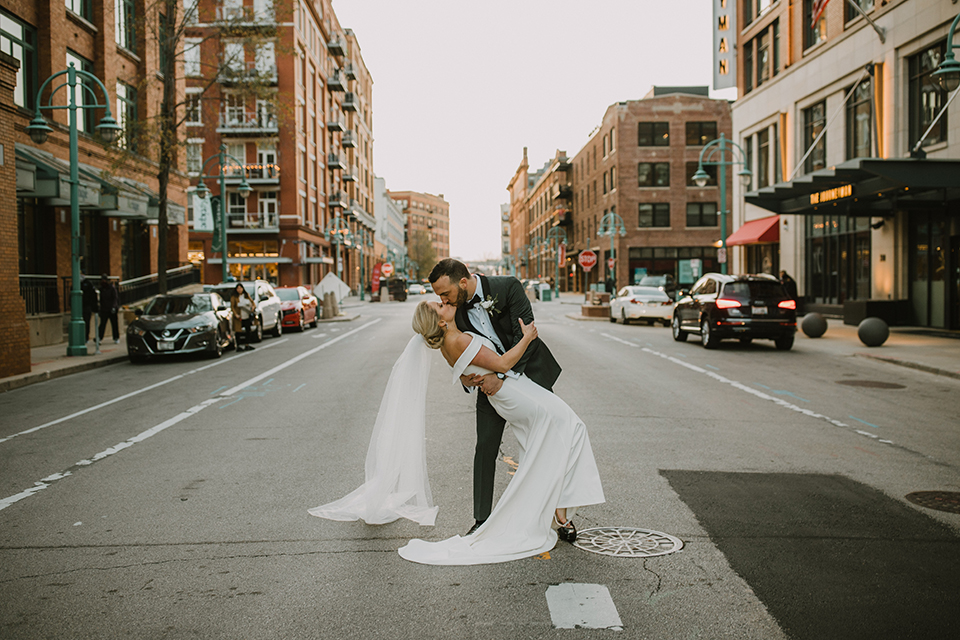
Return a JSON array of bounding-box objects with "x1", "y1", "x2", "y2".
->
[
  {"x1": 25, "y1": 63, "x2": 123, "y2": 356},
  {"x1": 195, "y1": 144, "x2": 252, "y2": 281},
  {"x1": 932, "y1": 12, "x2": 960, "y2": 93},
  {"x1": 596, "y1": 211, "x2": 625, "y2": 291},
  {"x1": 692, "y1": 133, "x2": 753, "y2": 275},
  {"x1": 324, "y1": 214, "x2": 354, "y2": 280},
  {"x1": 546, "y1": 227, "x2": 567, "y2": 296}
]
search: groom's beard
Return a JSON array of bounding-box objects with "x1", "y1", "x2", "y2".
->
[{"x1": 453, "y1": 284, "x2": 468, "y2": 308}]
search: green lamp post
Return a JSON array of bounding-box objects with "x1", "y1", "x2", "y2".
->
[
  {"x1": 546, "y1": 227, "x2": 567, "y2": 296},
  {"x1": 596, "y1": 211, "x2": 625, "y2": 291},
  {"x1": 194, "y1": 144, "x2": 252, "y2": 282},
  {"x1": 932, "y1": 12, "x2": 960, "y2": 92},
  {"x1": 324, "y1": 214, "x2": 354, "y2": 281}
]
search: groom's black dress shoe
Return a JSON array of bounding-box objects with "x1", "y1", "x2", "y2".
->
[{"x1": 466, "y1": 520, "x2": 484, "y2": 536}]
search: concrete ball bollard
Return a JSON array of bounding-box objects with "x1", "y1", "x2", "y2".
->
[
  {"x1": 858, "y1": 317, "x2": 889, "y2": 347},
  {"x1": 801, "y1": 313, "x2": 828, "y2": 338}
]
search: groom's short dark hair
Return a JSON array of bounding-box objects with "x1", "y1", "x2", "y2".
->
[{"x1": 429, "y1": 259, "x2": 470, "y2": 284}]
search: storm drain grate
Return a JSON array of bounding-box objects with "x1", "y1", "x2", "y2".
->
[
  {"x1": 573, "y1": 527, "x2": 683, "y2": 558},
  {"x1": 835, "y1": 380, "x2": 906, "y2": 389},
  {"x1": 905, "y1": 491, "x2": 960, "y2": 514}
]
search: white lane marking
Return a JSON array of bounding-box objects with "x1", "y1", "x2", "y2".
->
[
  {"x1": 311, "y1": 332, "x2": 329, "y2": 339},
  {"x1": 219, "y1": 319, "x2": 381, "y2": 397},
  {"x1": 0, "y1": 339, "x2": 288, "y2": 446},
  {"x1": 0, "y1": 321, "x2": 382, "y2": 512},
  {"x1": 600, "y1": 333, "x2": 895, "y2": 445},
  {"x1": 545, "y1": 583, "x2": 623, "y2": 631}
]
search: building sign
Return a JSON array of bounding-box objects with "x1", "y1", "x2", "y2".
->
[
  {"x1": 810, "y1": 184, "x2": 852, "y2": 205},
  {"x1": 713, "y1": 0, "x2": 737, "y2": 90},
  {"x1": 193, "y1": 192, "x2": 214, "y2": 232}
]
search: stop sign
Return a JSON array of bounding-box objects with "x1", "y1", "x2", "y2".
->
[
  {"x1": 578, "y1": 250, "x2": 597, "y2": 271},
  {"x1": 607, "y1": 257, "x2": 615, "y2": 269},
  {"x1": 381, "y1": 262, "x2": 394, "y2": 277}
]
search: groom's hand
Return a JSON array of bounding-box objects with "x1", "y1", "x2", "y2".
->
[
  {"x1": 478, "y1": 373, "x2": 503, "y2": 397},
  {"x1": 460, "y1": 373, "x2": 484, "y2": 388}
]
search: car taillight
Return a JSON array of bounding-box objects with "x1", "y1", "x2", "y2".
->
[
  {"x1": 716, "y1": 299, "x2": 741, "y2": 309},
  {"x1": 630, "y1": 298, "x2": 642, "y2": 304},
  {"x1": 661, "y1": 301, "x2": 673, "y2": 306},
  {"x1": 778, "y1": 300, "x2": 797, "y2": 310}
]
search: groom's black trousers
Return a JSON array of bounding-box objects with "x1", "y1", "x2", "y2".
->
[{"x1": 474, "y1": 380, "x2": 553, "y2": 522}]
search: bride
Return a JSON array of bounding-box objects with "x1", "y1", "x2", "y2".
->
[{"x1": 309, "y1": 300, "x2": 604, "y2": 565}]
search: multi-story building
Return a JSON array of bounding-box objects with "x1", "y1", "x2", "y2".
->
[
  {"x1": 185, "y1": 0, "x2": 375, "y2": 294},
  {"x1": 500, "y1": 203, "x2": 511, "y2": 258},
  {"x1": 389, "y1": 189, "x2": 451, "y2": 266},
  {"x1": 6, "y1": 0, "x2": 190, "y2": 362},
  {"x1": 569, "y1": 88, "x2": 733, "y2": 292},
  {"x1": 374, "y1": 176, "x2": 406, "y2": 262},
  {"x1": 732, "y1": 0, "x2": 960, "y2": 328}
]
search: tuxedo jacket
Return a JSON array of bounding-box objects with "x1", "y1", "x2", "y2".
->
[{"x1": 455, "y1": 275, "x2": 561, "y2": 393}]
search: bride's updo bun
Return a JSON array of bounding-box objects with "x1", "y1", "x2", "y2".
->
[{"x1": 412, "y1": 301, "x2": 445, "y2": 349}]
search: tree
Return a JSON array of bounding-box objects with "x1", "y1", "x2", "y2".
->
[{"x1": 407, "y1": 229, "x2": 437, "y2": 280}]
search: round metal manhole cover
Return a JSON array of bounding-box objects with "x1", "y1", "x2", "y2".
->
[
  {"x1": 573, "y1": 527, "x2": 683, "y2": 558},
  {"x1": 905, "y1": 491, "x2": 960, "y2": 514},
  {"x1": 835, "y1": 380, "x2": 906, "y2": 389}
]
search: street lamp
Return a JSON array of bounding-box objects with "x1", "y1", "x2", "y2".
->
[
  {"x1": 531, "y1": 237, "x2": 549, "y2": 279},
  {"x1": 25, "y1": 63, "x2": 123, "y2": 356},
  {"x1": 515, "y1": 246, "x2": 530, "y2": 280},
  {"x1": 932, "y1": 12, "x2": 960, "y2": 92},
  {"x1": 195, "y1": 144, "x2": 252, "y2": 282},
  {"x1": 546, "y1": 227, "x2": 567, "y2": 296},
  {"x1": 596, "y1": 211, "x2": 625, "y2": 291},
  {"x1": 692, "y1": 133, "x2": 753, "y2": 275},
  {"x1": 324, "y1": 213, "x2": 354, "y2": 281},
  {"x1": 355, "y1": 226, "x2": 373, "y2": 301}
]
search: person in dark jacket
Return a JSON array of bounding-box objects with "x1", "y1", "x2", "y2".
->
[
  {"x1": 81, "y1": 275, "x2": 99, "y2": 341},
  {"x1": 780, "y1": 270, "x2": 798, "y2": 300},
  {"x1": 98, "y1": 274, "x2": 120, "y2": 343}
]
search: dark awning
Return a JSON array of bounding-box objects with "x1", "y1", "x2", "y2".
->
[
  {"x1": 727, "y1": 215, "x2": 779, "y2": 246},
  {"x1": 745, "y1": 158, "x2": 960, "y2": 216}
]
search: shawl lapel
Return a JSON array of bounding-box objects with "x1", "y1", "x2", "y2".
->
[{"x1": 478, "y1": 275, "x2": 512, "y2": 350}]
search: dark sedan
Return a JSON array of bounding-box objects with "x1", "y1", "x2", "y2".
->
[
  {"x1": 672, "y1": 273, "x2": 797, "y2": 350},
  {"x1": 126, "y1": 293, "x2": 235, "y2": 362}
]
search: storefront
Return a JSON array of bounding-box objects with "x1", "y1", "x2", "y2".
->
[
  {"x1": 627, "y1": 246, "x2": 719, "y2": 288},
  {"x1": 726, "y1": 215, "x2": 780, "y2": 276},
  {"x1": 746, "y1": 157, "x2": 960, "y2": 328}
]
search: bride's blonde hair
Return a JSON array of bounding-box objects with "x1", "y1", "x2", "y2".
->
[{"x1": 412, "y1": 301, "x2": 445, "y2": 349}]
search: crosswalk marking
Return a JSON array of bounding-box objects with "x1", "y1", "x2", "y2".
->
[{"x1": 545, "y1": 583, "x2": 623, "y2": 631}]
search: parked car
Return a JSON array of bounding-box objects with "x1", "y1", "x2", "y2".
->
[
  {"x1": 671, "y1": 273, "x2": 797, "y2": 350},
  {"x1": 210, "y1": 280, "x2": 283, "y2": 343},
  {"x1": 126, "y1": 292, "x2": 234, "y2": 362},
  {"x1": 524, "y1": 280, "x2": 551, "y2": 300},
  {"x1": 609, "y1": 286, "x2": 674, "y2": 326},
  {"x1": 638, "y1": 274, "x2": 677, "y2": 300},
  {"x1": 408, "y1": 282, "x2": 427, "y2": 295},
  {"x1": 276, "y1": 286, "x2": 319, "y2": 331}
]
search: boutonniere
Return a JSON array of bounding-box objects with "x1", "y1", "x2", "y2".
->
[{"x1": 479, "y1": 294, "x2": 500, "y2": 314}]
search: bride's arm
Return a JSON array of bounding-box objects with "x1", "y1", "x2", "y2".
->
[{"x1": 455, "y1": 319, "x2": 537, "y2": 374}]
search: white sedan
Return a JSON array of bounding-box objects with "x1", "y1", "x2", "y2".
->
[
  {"x1": 609, "y1": 285, "x2": 674, "y2": 326},
  {"x1": 408, "y1": 283, "x2": 427, "y2": 295}
]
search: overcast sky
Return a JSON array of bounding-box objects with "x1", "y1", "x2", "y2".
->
[{"x1": 334, "y1": 0, "x2": 737, "y2": 262}]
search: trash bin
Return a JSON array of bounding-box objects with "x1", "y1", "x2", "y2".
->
[{"x1": 541, "y1": 288, "x2": 552, "y2": 302}]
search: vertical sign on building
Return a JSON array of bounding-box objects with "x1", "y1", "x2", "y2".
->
[{"x1": 713, "y1": 0, "x2": 737, "y2": 90}]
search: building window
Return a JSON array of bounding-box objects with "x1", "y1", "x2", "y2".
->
[
  {"x1": 116, "y1": 81, "x2": 138, "y2": 151},
  {"x1": 66, "y1": 0, "x2": 92, "y2": 21},
  {"x1": 745, "y1": 134, "x2": 754, "y2": 190},
  {"x1": 639, "y1": 203, "x2": 670, "y2": 228},
  {"x1": 803, "y1": 0, "x2": 827, "y2": 50},
  {"x1": 184, "y1": 38, "x2": 201, "y2": 76},
  {"x1": 686, "y1": 162, "x2": 717, "y2": 186},
  {"x1": 744, "y1": 39, "x2": 753, "y2": 94},
  {"x1": 638, "y1": 162, "x2": 670, "y2": 187},
  {"x1": 757, "y1": 128, "x2": 770, "y2": 188},
  {"x1": 756, "y1": 28, "x2": 771, "y2": 87},
  {"x1": 846, "y1": 78, "x2": 873, "y2": 159},
  {"x1": 909, "y1": 41, "x2": 948, "y2": 149},
  {"x1": 0, "y1": 9, "x2": 37, "y2": 109},
  {"x1": 773, "y1": 20, "x2": 780, "y2": 75},
  {"x1": 185, "y1": 92, "x2": 202, "y2": 126},
  {"x1": 803, "y1": 101, "x2": 826, "y2": 174},
  {"x1": 66, "y1": 50, "x2": 95, "y2": 133},
  {"x1": 602, "y1": 172, "x2": 608, "y2": 194},
  {"x1": 686, "y1": 202, "x2": 718, "y2": 227},
  {"x1": 184, "y1": 0, "x2": 198, "y2": 25},
  {"x1": 845, "y1": 0, "x2": 874, "y2": 22},
  {"x1": 638, "y1": 122, "x2": 669, "y2": 146},
  {"x1": 115, "y1": 0, "x2": 135, "y2": 51},
  {"x1": 186, "y1": 142, "x2": 202, "y2": 174},
  {"x1": 686, "y1": 122, "x2": 717, "y2": 146},
  {"x1": 743, "y1": 0, "x2": 772, "y2": 25}
]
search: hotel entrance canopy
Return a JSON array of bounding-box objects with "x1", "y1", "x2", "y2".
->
[{"x1": 745, "y1": 158, "x2": 960, "y2": 216}]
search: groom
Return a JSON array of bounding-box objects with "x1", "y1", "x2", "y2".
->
[{"x1": 429, "y1": 259, "x2": 561, "y2": 535}]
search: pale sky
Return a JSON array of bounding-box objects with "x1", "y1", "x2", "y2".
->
[{"x1": 334, "y1": 0, "x2": 737, "y2": 262}]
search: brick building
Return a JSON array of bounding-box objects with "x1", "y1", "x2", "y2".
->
[
  {"x1": 184, "y1": 0, "x2": 376, "y2": 294},
  {"x1": 388, "y1": 189, "x2": 450, "y2": 275},
  {"x1": 6, "y1": 0, "x2": 189, "y2": 353}
]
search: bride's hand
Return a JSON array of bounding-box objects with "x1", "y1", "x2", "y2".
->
[{"x1": 518, "y1": 318, "x2": 537, "y2": 342}]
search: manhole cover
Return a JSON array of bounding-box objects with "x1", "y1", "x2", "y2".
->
[
  {"x1": 905, "y1": 491, "x2": 960, "y2": 514},
  {"x1": 573, "y1": 527, "x2": 683, "y2": 558},
  {"x1": 835, "y1": 380, "x2": 906, "y2": 389}
]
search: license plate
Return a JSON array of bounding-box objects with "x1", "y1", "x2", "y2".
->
[
  {"x1": 751, "y1": 306, "x2": 768, "y2": 315},
  {"x1": 157, "y1": 340, "x2": 175, "y2": 351}
]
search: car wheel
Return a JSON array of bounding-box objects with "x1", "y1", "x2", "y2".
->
[
  {"x1": 672, "y1": 313, "x2": 687, "y2": 342},
  {"x1": 609, "y1": 314, "x2": 617, "y2": 323},
  {"x1": 310, "y1": 310, "x2": 318, "y2": 328},
  {"x1": 739, "y1": 337, "x2": 753, "y2": 345},
  {"x1": 298, "y1": 311, "x2": 305, "y2": 332},
  {"x1": 209, "y1": 330, "x2": 223, "y2": 359},
  {"x1": 272, "y1": 313, "x2": 283, "y2": 337},
  {"x1": 775, "y1": 335, "x2": 795, "y2": 351},
  {"x1": 252, "y1": 316, "x2": 264, "y2": 343},
  {"x1": 662, "y1": 319, "x2": 671, "y2": 328},
  {"x1": 701, "y1": 319, "x2": 720, "y2": 349}
]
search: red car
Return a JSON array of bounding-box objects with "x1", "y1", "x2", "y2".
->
[{"x1": 276, "y1": 286, "x2": 319, "y2": 331}]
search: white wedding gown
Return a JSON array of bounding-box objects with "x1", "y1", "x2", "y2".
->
[{"x1": 398, "y1": 334, "x2": 605, "y2": 565}]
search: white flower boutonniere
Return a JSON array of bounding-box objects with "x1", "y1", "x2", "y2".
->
[{"x1": 479, "y1": 294, "x2": 500, "y2": 314}]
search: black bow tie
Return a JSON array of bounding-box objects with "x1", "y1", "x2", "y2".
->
[{"x1": 464, "y1": 294, "x2": 481, "y2": 310}]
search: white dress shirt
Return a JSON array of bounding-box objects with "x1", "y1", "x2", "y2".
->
[{"x1": 466, "y1": 275, "x2": 519, "y2": 380}]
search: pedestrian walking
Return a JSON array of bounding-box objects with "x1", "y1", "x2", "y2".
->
[
  {"x1": 230, "y1": 283, "x2": 256, "y2": 351},
  {"x1": 780, "y1": 270, "x2": 798, "y2": 300},
  {"x1": 81, "y1": 275, "x2": 98, "y2": 342},
  {"x1": 98, "y1": 274, "x2": 120, "y2": 343}
]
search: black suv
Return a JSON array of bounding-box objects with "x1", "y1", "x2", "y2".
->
[{"x1": 672, "y1": 273, "x2": 797, "y2": 350}]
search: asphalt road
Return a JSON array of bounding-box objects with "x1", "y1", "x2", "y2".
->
[{"x1": 0, "y1": 297, "x2": 958, "y2": 639}]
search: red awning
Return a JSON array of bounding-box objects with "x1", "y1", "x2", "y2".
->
[{"x1": 726, "y1": 215, "x2": 780, "y2": 246}]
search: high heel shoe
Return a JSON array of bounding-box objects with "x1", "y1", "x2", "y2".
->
[{"x1": 553, "y1": 515, "x2": 577, "y2": 543}]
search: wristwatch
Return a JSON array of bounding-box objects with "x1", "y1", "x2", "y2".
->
[{"x1": 496, "y1": 372, "x2": 506, "y2": 380}]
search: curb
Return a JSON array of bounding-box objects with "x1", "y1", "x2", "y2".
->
[
  {"x1": 565, "y1": 313, "x2": 613, "y2": 323},
  {"x1": 317, "y1": 312, "x2": 362, "y2": 324},
  {"x1": 0, "y1": 353, "x2": 128, "y2": 393},
  {"x1": 855, "y1": 353, "x2": 960, "y2": 381}
]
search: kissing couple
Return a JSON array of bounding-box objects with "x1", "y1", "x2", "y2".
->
[{"x1": 310, "y1": 259, "x2": 604, "y2": 565}]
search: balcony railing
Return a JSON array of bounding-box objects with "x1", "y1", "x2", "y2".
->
[
  {"x1": 328, "y1": 191, "x2": 348, "y2": 209},
  {"x1": 218, "y1": 110, "x2": 279, "y2": 134},
  {"x1": 552, "y1": 183, "x2": 573, "y2": 200},
  {"x1": 220, "y1": 62, "x2": 278, "y2": 85},
  {"x1": 216, "y1": 6, "x2": 275, "y2": 22},
  {"x1": 327, "y1": 116, "x2": 345, "y2": 132},
  {"x1": 344, "y1": 62, "x2": 357, "y2": 80},
  {"x1": 343, "y1": 166, "x2": 357, "y2": 182},
  {"x1": 227, "y1": 212, "x2": 279, "y2": 230},
  {"x1": 19, "y1": 274, "x2": 60, "y2": 315},
  {"x1": 327, "y1": 70, "x2": 345, "y2": 92},
  {"x1": 223, "y1": 163, "x2": 280, "y2": 182},
  {"x1": 342, "y1": 130, "x2": 357, "y2": 148},
  {"x1": 327, "y1": 36, "x2": 346, "y2": 56},
  {"x1": 342, "y1": 92, "x2": 358, "y2": 112}
]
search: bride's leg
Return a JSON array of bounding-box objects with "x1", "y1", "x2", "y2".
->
[{"x1": 555, "y1": 508, "x2": 567, "y2": 524}]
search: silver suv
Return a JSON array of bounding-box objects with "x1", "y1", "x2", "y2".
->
[{"x1": 210, "y1": 280, "x2": 283, "y2": 343}]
